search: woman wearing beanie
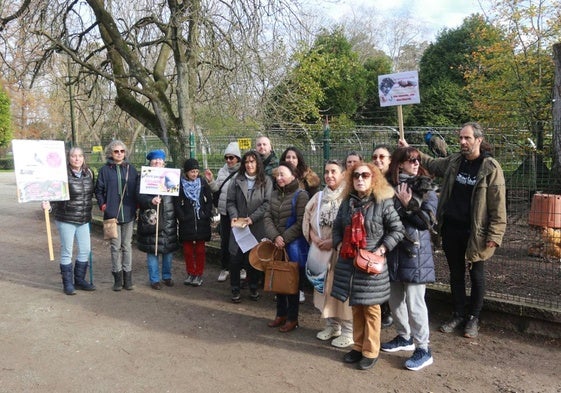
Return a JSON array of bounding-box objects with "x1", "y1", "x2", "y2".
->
[
  {"x1": 175, "y1": 158, "x2": 213, "y2": 286},
  {"x1": 137, "y1": 150, "x2": 180, "y2": 290},
  {"x1": 205, "y1": 142, "x2": 241, "y2": 282}
]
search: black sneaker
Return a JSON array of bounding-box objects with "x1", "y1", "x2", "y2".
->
[
  {"x1": 439, "y1": 313, "x2": 465, "y2": 333},
  {"x1": 231, "y1": 290, "x2": 241, "y2": 303},
  {"x1": 358, "y1": 356, "x2": 378, "y2": 370},
  {"x1": 343, "y1": 350, "x2": 362, "y2": 364},
  {"x1": 249, "y1": 289, "x2": 261, "y2": 301},
  {"x1": 464, "y1": 315, "x2": 479, "y2": 338}
]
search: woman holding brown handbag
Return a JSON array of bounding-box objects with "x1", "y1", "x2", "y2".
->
[
  {"x1": 331, "y1": 162, "x2": 404, "y2": 370},
  {"x1": 263, "y1": 161, "x2": 309, "y2": 333}
]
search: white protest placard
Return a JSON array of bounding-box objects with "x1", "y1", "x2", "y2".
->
[
  {"x1": 139, "y1": 166, "x2": 181, "y2": 196},
  {"x1": 378, "y1": 71, "x2": 420, "y2": 107},
  {"x1": 12, "y1": 139, "x2": 69, "y2": 203}
]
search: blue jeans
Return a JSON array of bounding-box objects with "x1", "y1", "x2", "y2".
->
[
  {"x1": 110, "y1": 221, "x2": 134, "y2": 272},
  {"x1": 146, "y1": 253, "x2": 173, "y2": 284},
  {"x1": 55, "y1": 220, "x2": 91, "y2": 265}
]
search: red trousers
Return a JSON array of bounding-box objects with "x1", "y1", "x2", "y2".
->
[{"x1": 183, "y1": 240, "x2": 206, "y2": 276}]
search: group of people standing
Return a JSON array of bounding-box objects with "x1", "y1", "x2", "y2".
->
[{"x1": 44, "y1": 121, "x2": 506, "y2": 373}]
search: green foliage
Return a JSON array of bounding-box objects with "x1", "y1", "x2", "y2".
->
[
  {"x1": 412, "y1": 14, "x2": 503, "y2": 126},
  {"x1": 0, "y1": 85, "x2": 13, "y2": 148},
  {"x1": 355, "y1": 54, "x2": 394, "y2": 124},
  {"x1": 265, "y1": 27, "x2": 368, "y2": 125}
]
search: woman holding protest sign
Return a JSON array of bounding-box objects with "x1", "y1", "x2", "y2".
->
[
  {"x1": 42, "y1": 147, "x2": 95, "y2": 295},
  {"x1": 95, "y1": 140, "x2": 138, "y2": 291},
  {"x1": 136, "y1": 150, "x2": 180, "y2": 290}
]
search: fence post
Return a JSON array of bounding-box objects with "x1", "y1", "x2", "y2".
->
[{"x1": 323, "y1": 116, "x2": 331, "y2": 162}]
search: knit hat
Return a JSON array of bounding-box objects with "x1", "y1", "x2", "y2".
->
[
  {"x1": 224, "y1": 142, "x2": 241, "y2": 160},
  {"x1": 183, "y1": 158, "x2": 200, "y2": 172},
  {"x1": 146, "y1": 149, "x2": 166, "y2": 161}
]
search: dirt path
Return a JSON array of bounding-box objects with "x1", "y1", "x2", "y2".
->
[{"x1": 0, "y1": 172, "x2": 559, "y2": 393}]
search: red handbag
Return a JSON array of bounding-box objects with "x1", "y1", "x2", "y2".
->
[{"x1": 353, "y1": 249, "x2": 385, "y2": 274}]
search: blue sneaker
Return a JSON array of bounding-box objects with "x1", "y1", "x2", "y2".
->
[
  {"x1": 405, "y1": 347, "x2": 433, "y2": 371},
  {"x1": 381, "y1": 335, "x2": 415, "y2": 352}
]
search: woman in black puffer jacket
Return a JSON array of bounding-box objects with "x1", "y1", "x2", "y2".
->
[
  {"x1": 331, "y1": 162, "x2": 404, "y2": 371},
  {"x1": 136, "y1": 150, "x2": 180, "y2": 290},
  {"x1": 42, "y1": 147, "x2": 95, "y2": 295}
]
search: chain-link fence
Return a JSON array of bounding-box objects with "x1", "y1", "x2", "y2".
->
[{"x1": 84, "y1": 123, "x2": 561, "y2": 311}]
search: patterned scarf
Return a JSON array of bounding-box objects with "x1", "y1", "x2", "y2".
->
[
  {"x1": 318, "y1": 182, "x2": 345, "y2": 228},
  {"x1": 181, "y1": 177, "x2": 201, "y2": 218}
]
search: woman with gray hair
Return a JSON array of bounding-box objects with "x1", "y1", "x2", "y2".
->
[{"x1": 95, "y1": 140, "x2": 138, "y2": 291}]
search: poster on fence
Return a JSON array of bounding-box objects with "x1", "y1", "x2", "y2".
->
[
  {"x1": 12, "y1": 139, "x2": 69, "y2": 203},
  {"x1": 139, "y1": 166, "x2": 181, "y2": 196},
  {"x1": 378, "y1": 70, "x2": 420, "y2": 107}
]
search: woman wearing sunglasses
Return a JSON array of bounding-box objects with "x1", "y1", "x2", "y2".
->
[
  {"x1": 331, "y1": 162, "x2": 404, "y2": 371},
  {"x1": 95, "y1": 140, "x2": 138, "y2": 291},
  {"x1": 381, "y1": 147, "x2": 437, "y2": 371}
]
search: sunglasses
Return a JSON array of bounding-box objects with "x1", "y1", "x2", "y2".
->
[
  {"x1": 353, "y1": 171, "x2": 372, "y2": 180},
  {"x1": 407, "y1": 157, "x2": 420, "y2": 164},
  {"x1": 371, "y1": 154, "x2": 388, "y2": 160},
  {"x1": 113, "y1": 149, "x2": 125, "y2": 154},
  {"x1": 224, "y1": 155, "x2": 236, "y2": 161}
]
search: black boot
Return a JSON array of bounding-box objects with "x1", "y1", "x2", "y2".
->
[
  {"x1": 74, "y1": 261, "x2": 96, "y2": 291},
  {"x1": 381, "y1": 301, "x2": 393, "y2": 328},
  {"x1": 112, "y1": 271, "x2": 123, "y2": 291},
  {"x1": 60, "y1": 264, "x2": 76, "y2": 295},
  {"x1": 123, "y1": 270, "x2": 134, "y2": 290}
]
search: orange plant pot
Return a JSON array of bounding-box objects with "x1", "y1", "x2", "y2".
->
[{"x1": 529, "y1": 194, "x2": 561, "y2": 228}]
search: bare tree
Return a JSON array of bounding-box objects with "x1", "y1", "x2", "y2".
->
[
  {"x1": 552, "y1": 42, "x2": 561, "y2": 182},
  {"x1": 1, "y1": 0, "x2": 305, "y2": 163}
]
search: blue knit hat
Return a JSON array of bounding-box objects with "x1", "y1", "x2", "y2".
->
[{"x1": 146, "y1": 149, "x2": 166, "y2": 161}]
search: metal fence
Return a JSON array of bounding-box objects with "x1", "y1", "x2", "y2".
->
[{"x1": 85, "y1": 124, "x2": 561, "y2": 312}]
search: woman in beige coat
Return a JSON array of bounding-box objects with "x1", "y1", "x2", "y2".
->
[{"x1": 303, "y1": 159, "x2": 353, "y2": 348}]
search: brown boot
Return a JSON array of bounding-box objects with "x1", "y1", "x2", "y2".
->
[
  {"x1": 267, "y1": 316, "x2": 287, "y2": 328},
  {"x1": 279, "y1": 320, "x2": 299, "y2": 333}
]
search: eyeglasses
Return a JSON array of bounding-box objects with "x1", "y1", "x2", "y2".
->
[
  {"x1": 113, "y1": 149, "x2": 125, "y2": 154},
  {"x1": 407, "y1": 157, "x2": 420, "y2": 164},
  {"x1": 352, "y1": 171, "x2": 372, "y2": 180},
  {"x1": 224, "y1": 155, "x2": 236, "y2": 161},
  {"x1": 371, "y1": 154, "x2": 388, "y2": 160}
]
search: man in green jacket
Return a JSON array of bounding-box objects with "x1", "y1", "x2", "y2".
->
[{"x1": 401, "y1": 122, "x2": 506, "y2": 338}]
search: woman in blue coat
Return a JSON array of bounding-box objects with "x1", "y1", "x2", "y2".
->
[
  {"x1": 381, "y1": 147, "x2": 437, "y2": 371},
  {"x1": 95, "y1": 140, "x2": 138, "y2": 291}
]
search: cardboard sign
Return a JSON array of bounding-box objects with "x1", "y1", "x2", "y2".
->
[
  {"x1": 12, "y1": 139, "x2": 69, "y2": 203},
  {"x1": 139, "y1": 166, "x2": 181, "y2": 196},
  {"x1": 238, "y1": 138, "x2": 252, "y2": 150},
  {"x1": 378, "y1": 71, "x2": 420, "y2": 107}
]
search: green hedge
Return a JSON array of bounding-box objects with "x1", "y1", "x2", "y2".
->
[{"x1": 0, "y1": 157, "x2": 14, "y2": 170}]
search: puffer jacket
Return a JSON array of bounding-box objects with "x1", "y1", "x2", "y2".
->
[
  {"x1": 52, "y1": 167, "x2": 94, "y2": 225},
  {"x1": 226, "y1": 174, "x2": 273, "y2": 255},
  {"x1": 95, "y1": 160, "x2": 138, "y2": 224},
  {"x1": 208, "y1": 163, "x2": 240, "y2": 215},
  {"x1": 175, "y1": 176, "x2": 213, "y2": 242},
  {"x1": 136, "y1": 192, "x2": 179, "y2": 255},
  {"x1": 421, "y1": 152, "x2": 506, "y2": 262},
  {"x1": 331, "y1": 185, "x2": 404, "y2": 306},
  {"x1": 264, "y1": 178, "x2": 309, "y2": 245},
  {"x1": 386, "y1": 177, "x2": 437, "y2": 284}
]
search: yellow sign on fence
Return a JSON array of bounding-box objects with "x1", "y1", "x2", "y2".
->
[
  {"x1": 92, "y1": 145, "x2": 103, "y2": 153},
  {"x1": 237, "y1": 138, "x2": 252, "y2": 150}
]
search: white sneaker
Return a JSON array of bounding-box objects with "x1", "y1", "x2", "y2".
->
[
  {"x1": 191, "y1": 276, "x2": 203, "y2": 286},
  {"x1": 316, "y1": 326, "x2": 342, "y2": 341},
  {"x1": 240, "y1": 269, "x2": 247, "y2": 280},
  {"x1": 331, "y1": 335, "x2": 354, "y2": 348},
  {"x1": 217, "y1": 270, "x2": 229, "y2": 282},
  {"x1": 299, "y1": 290, "x2": 305, "y2": 303},
  {"x1": 183, "y1": 275, "x2": 193, "y2": 286}
]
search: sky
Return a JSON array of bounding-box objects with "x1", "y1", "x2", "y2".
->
[{"x1": 312, "y1": 0, "x2": 484, "y2": 42}]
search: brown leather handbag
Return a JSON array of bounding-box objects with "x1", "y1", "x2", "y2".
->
[
  {"x1": 263, "y1": 249, "x2": 299, "y2": 295},
  {"x1": 353, "y1": 249, "x2": 385, "y2": 274}
]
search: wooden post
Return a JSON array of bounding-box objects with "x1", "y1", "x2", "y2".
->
[
  {"x1": 154, "y1": 197, "x2": 160, "y2": 256},
  {"x1": 44, "y1": 208, "x2": 54, "y2": 261},
  {"x1": 397, "y1": 105, "x2": 404, "y2": 140}
]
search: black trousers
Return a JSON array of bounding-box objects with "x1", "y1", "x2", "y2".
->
[
  {"x1": 441, "y1": 222, "x2": 485, "y2": 318},
  {"x1": 276, "y1": 293, "x2": 299, "y2": 321},
  {"x1": 219, "y1": 214, "x2": 231, "y2": 270},
  {"x1": 229, "y1": 248, "x2": 259, "y2": 292}
]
